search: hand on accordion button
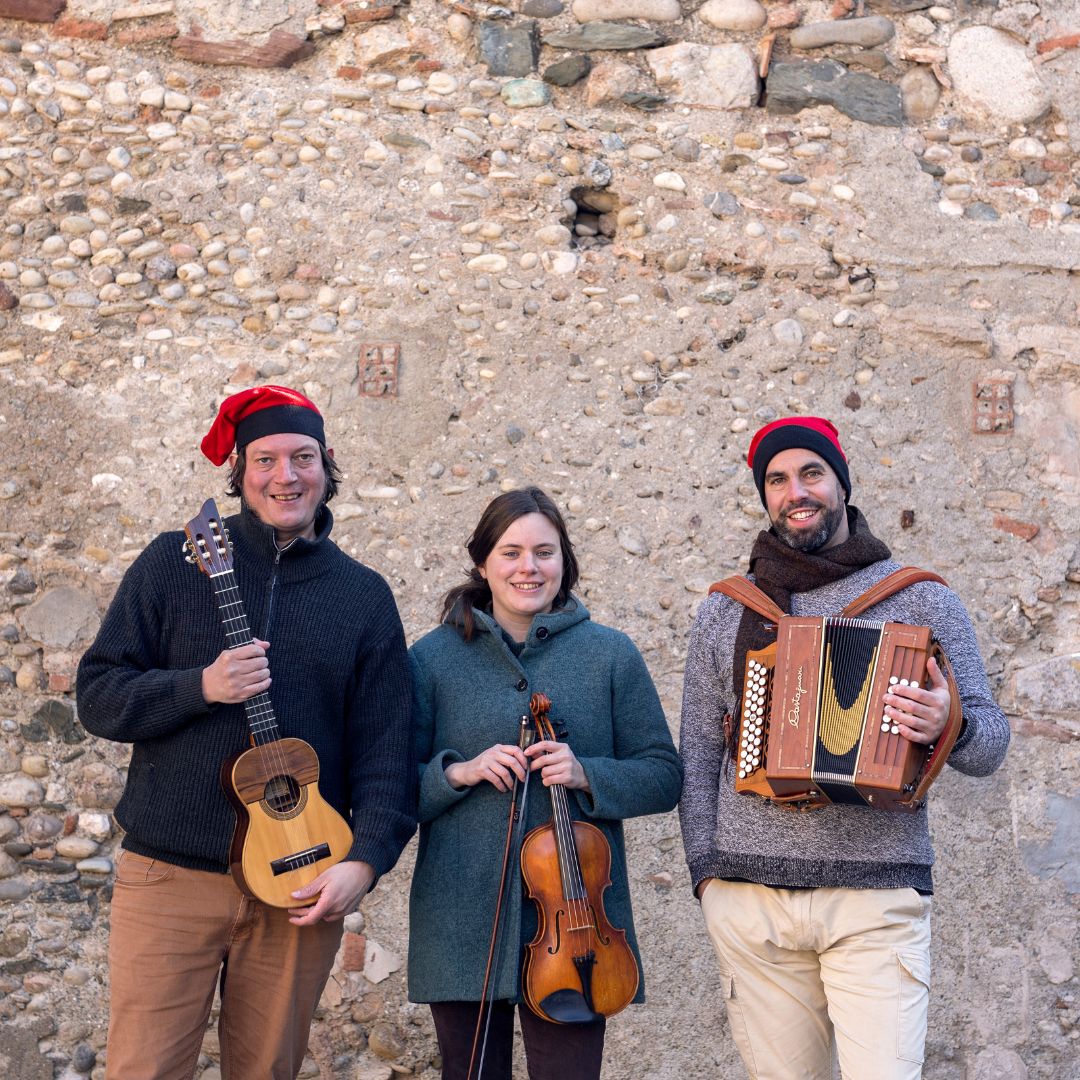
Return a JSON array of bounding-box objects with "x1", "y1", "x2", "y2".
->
[{"x1": 882, "y1": 655, "x2": 951, "y2": 745}]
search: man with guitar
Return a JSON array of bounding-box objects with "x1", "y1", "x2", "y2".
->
[
  {"x1": 678, "y1": 416, "x2": 1010, "y2": 1080},
  {"x1": 77, "y1": 386, "x2": 416, "y2": 1079}
]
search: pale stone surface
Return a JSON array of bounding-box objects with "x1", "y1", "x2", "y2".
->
[
  {"x1": 947, "y1": 27, "x2": 1052, "y2": 124},
  {"x1": 585, "y1": 60, "x2": 638, "y2": 108},
  {"x1": 791, "y1": 15, "x2": 894, "y2": 49},
  {"x1": 0, "y1": 776, "x2": 44, "y2": 808},
  {"x1": 647, "y1": 43, "x2": 758, "y2": 110},
  {"x1": 900, "y1": 66, "x2": 940, "y2": 121},
  {"x1": 18, "y1": 588, "x2": 100, "y2": 649},
  {"x1": 698, "y1": 0, "x2": 766, "y2": 31},
  {"x1": 572, "y1": 0, "x2": 681, "y2": 22},
  {"x1": 362, "y1": 941, "x2": 402, "y2": 985},
  {"x1": 772, "y1": 318, "x2": 804, "y2": 345}
]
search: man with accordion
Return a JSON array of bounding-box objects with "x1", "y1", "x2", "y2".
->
[{"x1": 679, "y1": 416, "x2": 1010, "y2": 1080}]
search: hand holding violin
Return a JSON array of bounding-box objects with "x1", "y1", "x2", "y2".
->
[
  {"x1": 525, "y1": 739, "x2": 591, "y2": 793},
  {"x1": 445, "y1": 744, "x2": 528, "y2": 792}
]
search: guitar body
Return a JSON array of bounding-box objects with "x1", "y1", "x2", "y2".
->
[{"x1": 221, "y1": 737, "x2": 355, "y2": 909}]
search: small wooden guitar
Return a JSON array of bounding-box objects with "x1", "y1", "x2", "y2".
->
[{"x1": 184, "y1": 499, "x2": 354, "y2": 908}]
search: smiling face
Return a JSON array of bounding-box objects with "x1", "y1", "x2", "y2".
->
[
  {"x1": 238, "y1": 432, "x2": 328, "y2": 546},
  {"x1": 763, "y1": 447, "x2": 849, "y2": 553},
  {"x1": 479, "y1": 512, "x2": 564, "y2": 641}
]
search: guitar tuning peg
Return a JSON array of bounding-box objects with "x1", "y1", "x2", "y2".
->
[
  {"x1": 223, "y1": 527, "x2": 233, "y2": 551},
  {"x1": 181, "y1": 540, "x2": 196, "y2": 565}
]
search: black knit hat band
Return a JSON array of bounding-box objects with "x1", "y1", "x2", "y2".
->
[{"x1": 235, "y1": 404, "x2": 325, "y2": 453}]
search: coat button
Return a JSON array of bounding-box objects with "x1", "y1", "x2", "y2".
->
[
  {"x1": 536, "y1": 627, "x2": 549, "y2": 640},
  {"x1": 516, "y1": 678, "x2": 528, "y2": 692}
]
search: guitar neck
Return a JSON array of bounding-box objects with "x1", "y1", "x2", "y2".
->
[{"x1": 208, "y1": 567, "x2": 280, "y2": 745}]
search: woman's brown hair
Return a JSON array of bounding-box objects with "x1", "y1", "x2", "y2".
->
[{"x1": 440, "y1": 487, "x2": 580, "y2": 641}]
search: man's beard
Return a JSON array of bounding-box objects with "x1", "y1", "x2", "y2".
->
[{"x1": 773, "y1": 501, "x2": 846, "y2": 553}]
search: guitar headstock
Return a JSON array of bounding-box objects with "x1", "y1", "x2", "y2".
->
[{"x1": 183, "y1": 499, "x2": 233, "y2": 578}]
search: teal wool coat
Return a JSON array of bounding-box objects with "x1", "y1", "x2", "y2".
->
[{"x1": 407, "y1": 600, "x2": 682, "y2": 1004}]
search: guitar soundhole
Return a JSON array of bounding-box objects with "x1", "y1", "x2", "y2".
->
[{"x1": 262, "y1": 775, "x2": 305, "y2": 819}]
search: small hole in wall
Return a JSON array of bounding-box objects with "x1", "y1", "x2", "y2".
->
[{"x1": 563, "y1": 186, "x2": 623, "y2": 249}]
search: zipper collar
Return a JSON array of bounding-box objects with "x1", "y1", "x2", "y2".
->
[{"x1": 229, "y1": 504, "x2": 336, "y2": 578}]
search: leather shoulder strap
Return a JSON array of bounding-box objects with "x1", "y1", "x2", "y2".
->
[
  {"x1": 900, "y1": 644, "x2": 965, "y2": 809},
  {"x1": 707, "y1": 577, "x2": 784, "y2": 622},
  {"x1": 710, "y1": 567, "x2": 949, "y2": 622},
  {"x1": 841, "y1": 567, "x2": 949, "y2": 618}
]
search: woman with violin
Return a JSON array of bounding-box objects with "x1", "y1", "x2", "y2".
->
[{"x1": 408, "y1": 487, "x2": 682, "y2": 1080}]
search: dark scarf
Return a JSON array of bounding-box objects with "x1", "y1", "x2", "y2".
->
[{"x1": 729, "y1": 506, "x2": 891, "y2": 749}]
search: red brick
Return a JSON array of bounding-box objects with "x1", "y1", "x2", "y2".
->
[
  {"x1": 199, "y1": 84, "x2": 223, "y2": 98},
  {"x1": 52, "y1": 16, "x2": 109, "y2": 40},
  {"x1": 1043, "y1": 158, "x2": 1069, "y2": 172},
  {"x1": 173, "y1": 28, "x2": 315, "y2": 68},
  {"x1": 343, "y1": 4, "x2": 396, "y2": 23},
  {"x1": 116, "y1": 19, "x2": 179, "y2": 45},
  {"x1": 992, "y1": 514, "x2": 1040, "y2": 542},
  {"x1": 342, "y1": 932, "x2": 367, "y2": 971},
  {"x1": 415, "y1": 58, "x2": 442, "y2": 73},
  {"x1": 0, "y1": 0, "x2": 66, "y2": 21},
  {"x1": 48, "y1": 673, "x2": 73, "y2": 693},
  {"x1": 1036, "y1": 32, "x2": 1080, "y2": 55},
  {"x1": 336, "y1": 65, "x2": 364, "y2": 80}
]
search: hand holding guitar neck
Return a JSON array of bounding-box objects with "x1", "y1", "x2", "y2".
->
[{"x1": 202, "y1": 639, "x2": 271, "y2": 704}]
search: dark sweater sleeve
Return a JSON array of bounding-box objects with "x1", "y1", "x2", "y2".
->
[
  {"x1": 343, "y1": 577, "x2": 418, "y2": 875},
  {"x1": 677, "y1": 595, "x2": 730, "y2": 891},
  {"x1": 920, "y1": 585, "x2": 1011, "y2": 776},
  {"x1": 76, "y1": 540, "x2": 212, "y2": 743}
]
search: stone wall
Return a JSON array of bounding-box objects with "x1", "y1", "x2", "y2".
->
[{"x1": 0, "y1": 0, "x2": 1078, "y2": 1076}]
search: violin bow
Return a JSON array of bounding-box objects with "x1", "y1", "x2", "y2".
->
[{"x1": 467, "y1": 713, "x2": 537, "y2": 1080}]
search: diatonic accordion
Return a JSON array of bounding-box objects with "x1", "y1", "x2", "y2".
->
[{"x1": 735, "y1": 616, "x2": 948, "y2": 812}]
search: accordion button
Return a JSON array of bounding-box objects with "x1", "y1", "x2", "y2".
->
[
  {"x1": 899, "y1": 678, "x2": 910, "y2": 686},
  {"x1": 889, "y1": 676, "x2": 899, "y2": 685},
  {"x1": 890, "y1": 725, "x2": 900, "y2": 735},
  {"x1": 881, "y1": 723, "x2": 890, "y2": 732}
]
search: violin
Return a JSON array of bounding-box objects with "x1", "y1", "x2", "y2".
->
[{"x1": 520, "y1": 693, "x2": 639, "y2": 1024}]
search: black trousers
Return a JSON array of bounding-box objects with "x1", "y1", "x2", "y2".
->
[{"x1": 429, "y1": 1000, "x2": 606, "y2": 1080}]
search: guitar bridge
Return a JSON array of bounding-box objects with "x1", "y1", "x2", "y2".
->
[{"x1": 270, "y1": 843, "x2": 333, "y2": 876}]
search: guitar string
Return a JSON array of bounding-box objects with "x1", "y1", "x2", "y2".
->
[{"x1": 198, "y1": 522, "x2": 296, "y2": 826}]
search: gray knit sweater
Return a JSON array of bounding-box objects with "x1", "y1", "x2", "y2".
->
[{"x1": 678, "y1": 560, "x2": 1010, "y2": 895}]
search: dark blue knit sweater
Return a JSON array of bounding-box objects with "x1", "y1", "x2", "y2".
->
[{"x1": 76, "y1": 506, "x2": 417, "y2": 876}]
